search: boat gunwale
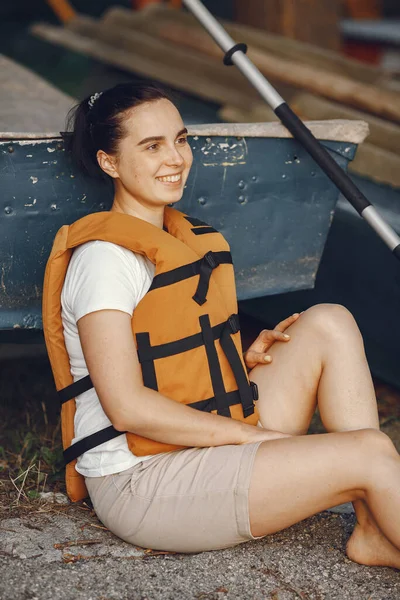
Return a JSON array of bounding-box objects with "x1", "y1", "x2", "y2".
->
[{"x1": 1, "y1": 119, "x2": 369, "y2": 144}]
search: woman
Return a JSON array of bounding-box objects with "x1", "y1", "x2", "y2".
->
[{"x1": 44, "y1": 82, "x2": 400, "y2": 567}]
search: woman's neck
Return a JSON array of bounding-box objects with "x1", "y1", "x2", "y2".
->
[{"x1": 110, "y1": 195, "x2": 164, "y2": 230}]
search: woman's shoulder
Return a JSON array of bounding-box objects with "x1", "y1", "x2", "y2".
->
[
  {"x1": 62, "y1": 241, "x2": 152, "y2": 320},
  {"x1": 69, "y1": 239, "x2": 153, "y2": 276},
  {"x1": 72, "y1": 239, "x2": 136, "y2": 264},
  {"x1": 64, "y1": 240, "x2": 146, "y2": 294}
]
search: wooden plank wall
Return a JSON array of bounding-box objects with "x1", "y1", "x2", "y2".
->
[
  {"x1": 235, "y1": 0, "x2": 342, "y2": 51},
  {"x1": 345, "y1": 0, "x2": 382, "y2": 18}
]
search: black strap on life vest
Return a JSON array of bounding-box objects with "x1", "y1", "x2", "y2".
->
[
  {"x1": 199, "y1": 314, "x2": 231, "y2": 417},
  {"x1": 57, "y1": 314, "x2": 257, "y2": 406},
  {"x1": 135, "y1": 315, "x2": 237, "y2": 374},
  {"x1": 136, "y1": 317, "x2": 230, "y2": 364},
  {"x1": 184, "y1": 216, "x2": 218, "y2": 235},
  {"x1": 220, "y1": 316, "x2": 256, "y2": 418},
  {"x1": 63, "y1": 425, "x2": 123, "y2": 465},
  {"x1": 149, "y1": 251, "x2": 232, "y2": 302},
  {"x1": 192, "y1": 226, "x2": 218, "y2": 235},
  {"x1": 135, "y1": 332, "x2": 158, "y2": 391},
  {"x1": 136, "y1": 313, "x2": 256, "y2": 419},
  {"x1": 192, "y1": 251, "x2": 221, "y2": 306},
  {"x1": 152, "y1": 216, "x2": 229, "y2": 305},
  {"x1": 58, "y1": 313, "x2": 241, "y2": 405},
  {"x1": 184, "y1": 216, "x2": 209, "y2": 227},
  {"x1": 58, "y1": 374, "x2": 93, "y2": 405}
]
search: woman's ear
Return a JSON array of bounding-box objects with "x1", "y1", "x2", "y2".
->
[{"x1": 97, "y1": 150, "x2": 119, "y2": 179}]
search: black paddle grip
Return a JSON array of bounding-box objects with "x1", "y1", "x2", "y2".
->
[{"x1": 275, "y1": 103, "x2": 371, "y2": 215}]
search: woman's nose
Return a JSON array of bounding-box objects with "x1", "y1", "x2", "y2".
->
[{"x1": 165, "y1": 144, "x2": 184, "y2": 166}]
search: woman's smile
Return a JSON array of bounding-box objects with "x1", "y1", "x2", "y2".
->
[{"x1": 156, "y1": 173, "x2": 183, "y2": 186}]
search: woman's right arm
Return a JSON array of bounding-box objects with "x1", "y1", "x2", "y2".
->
[{"x1": 77, "y1": 309, "x2": 290, "y2": 447}]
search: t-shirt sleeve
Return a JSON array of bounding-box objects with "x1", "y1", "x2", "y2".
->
[{"x1": 65, "y1": 242, "x2": 142, "y2": 323}]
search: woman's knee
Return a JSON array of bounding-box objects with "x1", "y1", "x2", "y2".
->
[
  {"x1": 339, "y1": 429, "x2": 397, "y2": 493},
  {"x1": 301, "y1": 303, "x2": 361, "y2": 342},
  {"x1": 351, "y1": 428, "x2": 397, "y2": 461},
  {"x1": 354, "y1": 430, "x2": 400, "y2": 496}
]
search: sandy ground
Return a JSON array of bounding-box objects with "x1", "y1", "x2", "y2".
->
[{"x1": 1, "y1": 500, "x2": 400, "y2": 600}]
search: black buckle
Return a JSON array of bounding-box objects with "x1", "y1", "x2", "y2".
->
[
  {"x1": 228, "y1": 314, "x2": 240, "y2": 334},
  {"x1": 250, "y1": 381, "x2": 259, "y2": 401},
  {"x1": 243, "y1": 404, "x2": 255, "y2": 418},
  {"x1": 193, "y1": 251, "x2": 220, "y2": 306},
  {"x1": 204, "y1": 251, "x2": 218, "y2": 269}
]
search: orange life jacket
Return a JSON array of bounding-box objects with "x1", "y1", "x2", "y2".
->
[{"x1": 43, "y1": 207, "x2": 259, "y2": 502}]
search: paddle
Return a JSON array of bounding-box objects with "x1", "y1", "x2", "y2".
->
[{"x1": 182, "y1": 0, "x2": 400, "y2": 261}]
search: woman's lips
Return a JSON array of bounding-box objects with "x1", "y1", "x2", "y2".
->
[{"x1": 156, "y1": 174, "x2": 183, "y2": 187}]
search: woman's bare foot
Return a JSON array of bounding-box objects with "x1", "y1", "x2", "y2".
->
[{"x1": 346, "y1": 522, "x2": 400, "y2": 569}]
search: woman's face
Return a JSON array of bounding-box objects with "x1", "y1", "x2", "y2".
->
[{"x1": 100, "y1": 98, "x2": 193, "y2": 210}]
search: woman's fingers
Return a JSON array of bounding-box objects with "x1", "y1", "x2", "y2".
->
[
  {"x1": 258, "y1": 328, "x2": 291, "y2": 345},
  {"x1": 272, "y1": 329, "x2": 291, "y2": 341},
  {"x1": 244, "y1": 351, "x2": 273, "y2": 369},
  {"x1": 274, "y1": 313, "x2": 301, "y2": 332}
]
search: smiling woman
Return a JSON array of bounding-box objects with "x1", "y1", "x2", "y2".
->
[
  {"x1": 97, "y1": 104, "x2": 192, "y2": 223},
  {"x1": 42, "y1": 81, "x2": 400, "y2": 566},
  {"x1": 65, "y1": 83, "x2": 193, "y2": 227}
]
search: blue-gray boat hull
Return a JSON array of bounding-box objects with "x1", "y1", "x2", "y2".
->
[{"x1": 0, "y1": 133, "x2": 355, "y2": 331}]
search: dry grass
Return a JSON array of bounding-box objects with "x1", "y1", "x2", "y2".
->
[{"x1": 0, "y1": 353, "x2": 65, "y2": 517}]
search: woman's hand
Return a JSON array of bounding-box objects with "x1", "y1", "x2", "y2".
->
[{"x1": 243, "y1": 313, "x2": 301, "y2": 370}]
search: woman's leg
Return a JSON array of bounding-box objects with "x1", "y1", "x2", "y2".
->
[
  {"x1": 247, "y1": 303, "x2": 397, "y2": 566},
  {"x1": 248, "y1": 429, "x2": 400, "y2": 569},
  {"x1": 249, "y1": 304, "x2": 378, "y2": 435}
]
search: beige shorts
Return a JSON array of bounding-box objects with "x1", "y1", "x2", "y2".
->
[{"x1": 85, "y1": 442, "x2": 263, "y2": 553}]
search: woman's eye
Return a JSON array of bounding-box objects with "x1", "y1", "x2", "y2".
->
[
  {"x1": 147, "y1": 143, "x2": 159, "y2": 151},
  {"x1": 177, "y1": 137, "x2": 187, "y2": 145}
]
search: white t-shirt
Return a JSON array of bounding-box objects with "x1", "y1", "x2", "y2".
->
[{"x1": 61, "y1": 240, "x2": 156, "y2": 477}]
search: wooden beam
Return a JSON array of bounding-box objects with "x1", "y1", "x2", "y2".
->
[
  {"x1": 132, "y1": 0, "x2": 182, "y2": 8},
  {"x1": 132, "y1": 0, "x2": 161, "y2": 8},
  {"x1": 235, "y1": 0, "x2": 341, "y2": 51},
  {"x1": 159, "y1": 22, "x2": 400, "y2": 123},
  {"x1": 32, "y1": 17, "x2": 262, "y2": 112},
  {"x1": 104, "y1": 5, "x2": 383, "y2": 85},
  {"x1": 292, "y1": 93, "x2": 400, "y2": 155}
]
